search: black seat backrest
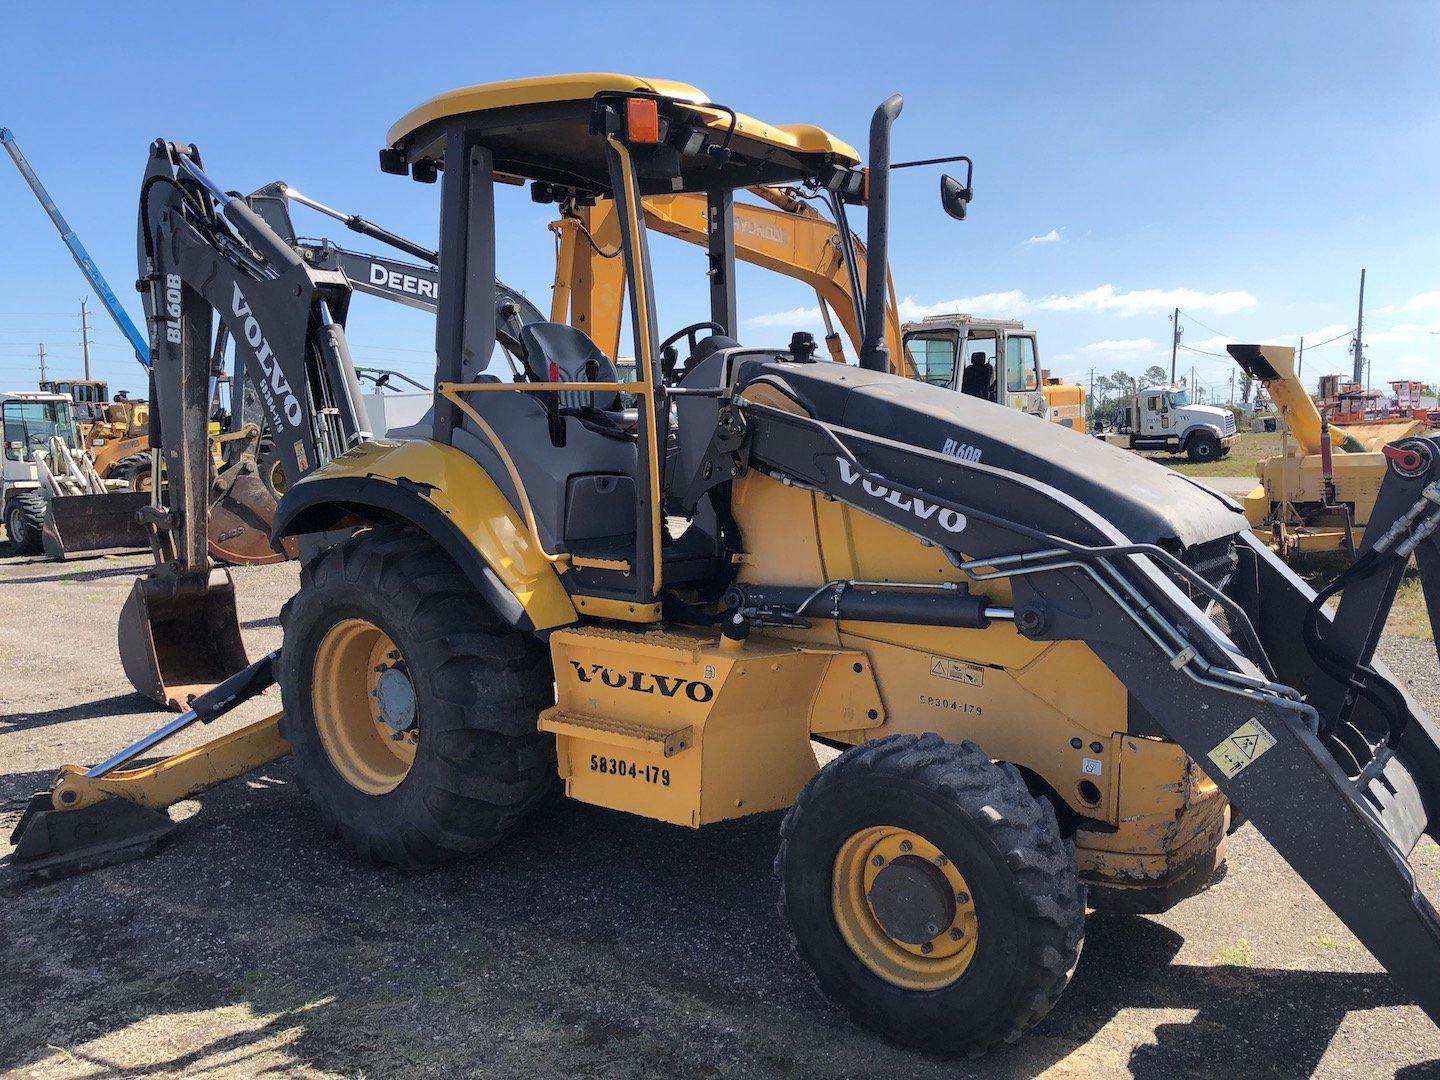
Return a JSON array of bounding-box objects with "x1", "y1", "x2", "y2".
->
[
  {"x1": 519, "y1": 322, "x2": 621, "y2": 410},
  {"x1": 960, "y1": 350, "x2": 993, "y2": 400}
]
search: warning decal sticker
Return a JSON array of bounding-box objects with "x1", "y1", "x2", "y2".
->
[
  {"x1": 930, "y1": 656, "x2": 983, "y2": 687},
  {"x1": 1208, "y1": 719, "x2": 1277, "y2": 779}
]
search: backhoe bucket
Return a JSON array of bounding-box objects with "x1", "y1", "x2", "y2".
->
[
  {"x1": 118, "y1": 568, "x2": 249, "y2": 710},
  {"x1": 40, "y1": 491, "x2": 150, "y2": 559},
  {"x1": 206, "y1": 460, "x2": 297, "y2": 566}
]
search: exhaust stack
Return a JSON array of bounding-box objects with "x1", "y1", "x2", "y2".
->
[{"x1": 858, "y1": 94, "x2": 903, "y2": 373}]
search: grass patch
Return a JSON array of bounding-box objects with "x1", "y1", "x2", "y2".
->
[
  {"x1": 1165, "y1": 431, "x2": 1284, "y2": 478},
  {"x1": 1391, "y1": 575, "x2": 1433, "y2": 640},
  {"x1": 1304, "y1": 935, "x2": 1346, "y2": 952},
  {"x1": 1217, "y1": 940, "x2": 1255, "y2": 966}
]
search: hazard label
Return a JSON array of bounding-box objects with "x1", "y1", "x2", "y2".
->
[
  {"x1": 1208, "y1": 719, "x2": 1277, "y2": 779},
  {"x1": 930, "y1": 656, "x2": 983, "y2": 687}
]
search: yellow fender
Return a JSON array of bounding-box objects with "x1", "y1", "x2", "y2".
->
[{"x1": 274, "y1": 438, "x2": 577, "y2": 632}]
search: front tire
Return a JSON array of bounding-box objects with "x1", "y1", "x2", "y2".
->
[
  {"x1": 5, "y1": 493, "x2": 46, "y2": 555},
  {"x1": 776, "y1": 734, "x2": 1085, "y2": 1055},
  {"x1": 278, "y1": 527, "x2": 554, "y2": 867},
  {"x1": 1186, "y1": 430, "x2": 1221, "y2": 463}
]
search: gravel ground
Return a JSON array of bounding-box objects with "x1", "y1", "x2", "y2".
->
[{"x1": 1, "y1": 547, "x2": 1439, "y2": 1079}]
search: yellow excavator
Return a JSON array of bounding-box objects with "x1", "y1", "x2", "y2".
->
[{"x1": 1230, "y1": 343, "x2": 1428, "y2": 556}]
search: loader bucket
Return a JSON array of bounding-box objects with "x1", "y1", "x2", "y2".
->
[
  {"x1": 118, "y1": 568, "x2": 249, "y2": 711},
  {"x1": 207, "y1": 457, "x2": 297, "y2": 566},
  {"x1": 40, "y1": 491, "x2": 150, "y2": 560}
]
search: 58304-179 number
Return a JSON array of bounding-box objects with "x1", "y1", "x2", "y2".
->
[{"x1": 590, "y1": 754, "x2": 670, "y2": 786}]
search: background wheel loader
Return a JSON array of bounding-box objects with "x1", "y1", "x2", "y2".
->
[{"x1": 10, "y1": 75, "x2": 1440, "y2": 1059}]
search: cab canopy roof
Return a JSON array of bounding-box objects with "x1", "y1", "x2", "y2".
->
[{"x1": 385, "y1": 73, "x2": 863, "y2": 198}]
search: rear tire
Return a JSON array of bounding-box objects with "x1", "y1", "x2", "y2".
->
[
  {"x1": 5, "y1": 492, "x2": 46, "y2": 555},
  {"x1": 776, "y1": 733, "x2": 1085, "y2": 1055},
  {"x1": 1186, "y1": 430, "x2": 1221, "y2": 463},
  {"x1": 278, "y1": 526, "x2": 554, "y2": 867}
]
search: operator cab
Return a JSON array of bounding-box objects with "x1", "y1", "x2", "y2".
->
[
  {"x1": 902, "y1": 314, "x2": 1044, "y2": 417},
  {"x1": 381, "y1": 75, "x2": 868, "y2": 616}
]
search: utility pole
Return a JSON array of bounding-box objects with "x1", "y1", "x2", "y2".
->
[
  {"x1": 38, "y1": 342, "x2": 47, "y2": 383},
  {"x1": 1297, "y1": 335, "x2": 1305, "y2": 378},
  {"x1": 1352, "y1": 268, "x2": 1366, "y2": 385},
  {"x1": 1169, "y1": 307, "x2": 1181, "y2": 383},
  {"x1": 80, "y1": 298, "x2": 92, "y2": 380},
  {"x1": 1229, "y1": 369, "x2": 1235, "y2": 407}
]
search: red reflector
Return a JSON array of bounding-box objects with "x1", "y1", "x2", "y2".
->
[
  {"x1": 625, "y1": 98, "x2": 661, "y2": 144},
  {"x1": 859, "y1": 166, "x2": 870, "y2": 204},
  {"x1": 548, "y1": 361, "x2": 562, "y2": 382}
]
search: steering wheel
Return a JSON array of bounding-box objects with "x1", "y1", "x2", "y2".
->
[{"x1": 658, "y1": 321, "x2": 726, "y2": 379}]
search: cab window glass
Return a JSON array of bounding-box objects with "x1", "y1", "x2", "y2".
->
[
  {"x1": 3, "y1": 400, "x2": 75, "y2": 461},
  {"x1": 903, "y1": 334, "x2": 958, "y2": 387},
  {"x1": 1006, "y1": 336, "x2": 1038, "y2": 393}
]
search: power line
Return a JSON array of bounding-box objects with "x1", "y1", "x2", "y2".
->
[
  {"x1": 1177, "y1": 343, "x2": 1231, "y2": 359},
  {"x1": 1178, "y1": 310, "x2": 1233, "y2": 340}
]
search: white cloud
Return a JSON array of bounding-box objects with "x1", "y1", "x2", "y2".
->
[
  {"x1": 1406, "y1": 290, "x2": 1440, "y2": 310},
  {"x1": 1081, "y1": 338, "x2": 1157, "y2": 356},
  {"x1": 897, "y1": 291, "x2": 1029, "y2": 322},
  {"x1": 747, "y1": 305, "x2": 821, "y2": 327},
  {"x1": 1023, "y1": 228, "x2": 1063, "y2": 246},
  {"x1": 1038, "y1": 285, "x2": 1257, "y2": 318},
  {"x1": 894, "y1": 284, "x2": 1257, "y2": 322}
]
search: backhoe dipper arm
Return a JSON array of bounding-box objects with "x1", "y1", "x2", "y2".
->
[{"x1": 137, "y1": 141, "x2": 366, "y2": 570}]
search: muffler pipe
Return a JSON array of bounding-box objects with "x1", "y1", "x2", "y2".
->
[{"x1": 858, "y1": 94, "x2": 903, "y2": 373}]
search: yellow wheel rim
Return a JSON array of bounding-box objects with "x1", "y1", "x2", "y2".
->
[
  {"x1": 832, "y1": 826, "x2": 979, "y2": 990},
  {"x1": 311, "y1": 618, "x2": 418, "y2": 795}
]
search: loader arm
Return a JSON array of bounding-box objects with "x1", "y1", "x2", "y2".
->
[
  {"x1": 719, "y1": 384, "x2": 1440, "y2": 1024},
  {"x1": 552, "y1": 192, "x2": 910, "y2": 374}
]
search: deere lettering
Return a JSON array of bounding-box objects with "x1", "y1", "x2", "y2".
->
[
  {"x1": 568, "y1": 661, "x2": 714, "y2": 703},
  {"x1": 231, "y1": 283, "x2": 303, "y2": 427},
  {"x1": 369, "y1": 262, "x2": 438, "y2": 300},
  {"x1": 835, "y1": 457, "x2": 966, "y2": 533}
]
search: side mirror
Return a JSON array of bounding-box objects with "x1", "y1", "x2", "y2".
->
[{"x1": 940, "y1": 173, "x2": 971, "y2": 221}]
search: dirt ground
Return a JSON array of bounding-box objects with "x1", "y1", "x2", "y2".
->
[{"x1": 2, "y1": 548, "x2": 1439, "y2": 1079}]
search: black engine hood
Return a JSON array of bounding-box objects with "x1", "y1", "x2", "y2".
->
[{"x1": 734, "y1": 360, "x2": 1249, "y2": 550}]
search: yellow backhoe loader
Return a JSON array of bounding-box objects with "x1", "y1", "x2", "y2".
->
[{"x1": 11, "y1": 76, "x2": 1440, "y2": 1061}]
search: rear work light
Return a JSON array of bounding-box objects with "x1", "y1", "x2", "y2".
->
[{"x1": 624, "y1": 97, "x2": 661, "y2": 144}]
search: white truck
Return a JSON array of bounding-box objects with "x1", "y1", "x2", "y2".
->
[
  {"x1": 900, "y1": 313, "x2": 1088, "y2": 429},
  {"x1": 1102, "y1": 384, "x2": 1237, "y2": 463}
]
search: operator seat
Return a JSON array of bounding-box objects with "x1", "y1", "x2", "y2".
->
[
  {"x1": 960, "y1": 350, "x2": 994, "y2": 401},
  {"x1": 520, "y1": 322, "x2": 623, "y2": 411}
]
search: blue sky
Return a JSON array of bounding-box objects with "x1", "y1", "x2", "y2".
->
[{"x1": 3, "y1": 2, "x2": 1438, "y2": 401}]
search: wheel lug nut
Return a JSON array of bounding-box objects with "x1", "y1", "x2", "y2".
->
[
  {"x1": 898, "y1": 839, "x2": 912, "y2": 853},
  {"x1": 920, "y1": 942, "x2": 933, "y2": 954},
  {"x1": 871, "y1": 854, "x2": 885, "y2": 867},
  {"x1": 950, "y1": 928, "x2": 964, "y2": 941},
  {"x1": 934, "y1": 855, "x2": 948, "y2": 868}
]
